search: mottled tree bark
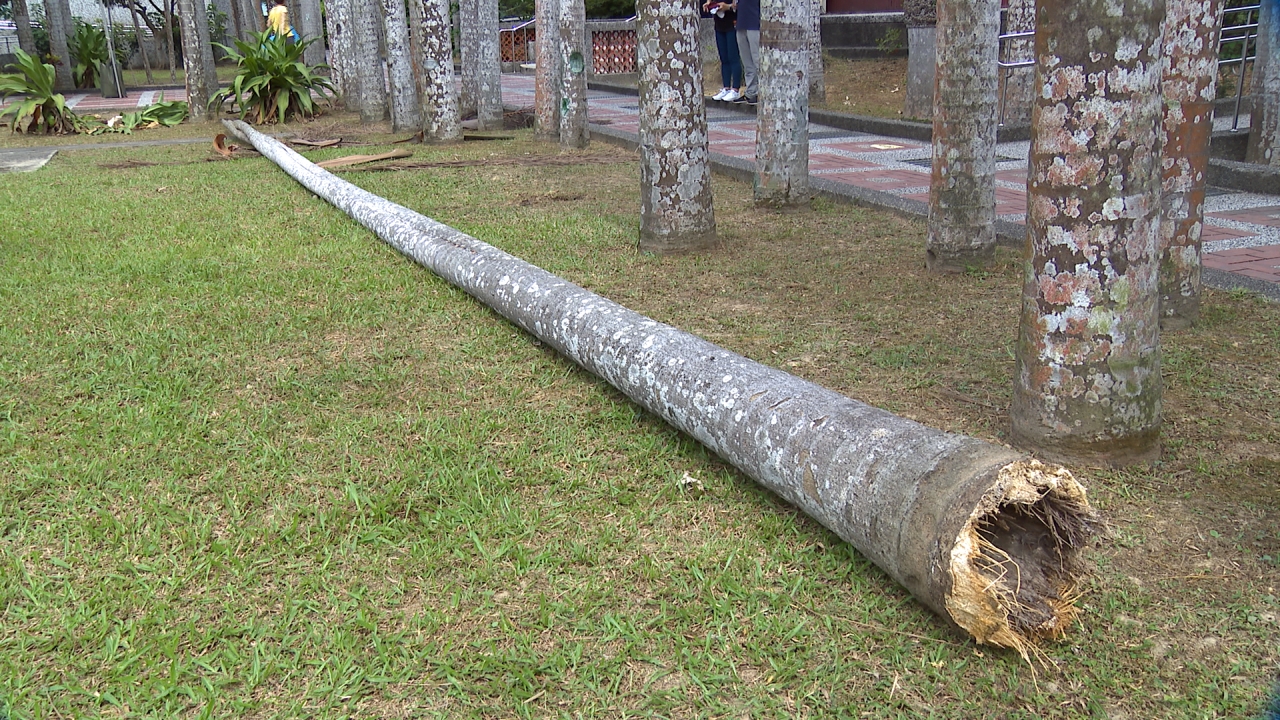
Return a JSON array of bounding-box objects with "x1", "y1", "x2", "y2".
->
[
  {"x1": 926, "y1": 0, "x2": 999, "y2": 272},
  {"x1": 1159, "y1": 0, "x2": 1221, "y2": 330},
  {"x1": 1248, "y1": 0, "x2": 1280, "y2": 164},
  {"x1": 226, "y1": 116, "x2": 1100, "y2": 656},
  {"x1": 475, "y1": 0, "x2": 504, "y2": 130},
  {"x1": 559, "y1": 0, "x2": 589, "y2": 148},
  {"x1": 808, "y1": 0, "x2": 825, "y2": 102},
  {"x1": 410, "y1": 0, "x2": 463, "y2": 141},
  {"x1": 227, "y1": 0, "x2": 246, "y2": 44},
  {"x1": 998, "y1": 0, "x2": 1035, "y2": 126},
  {"x1": 241, "y1": 0, "x2": 262, "y2": 38},
  {"x1": 637, "y1": 0, "x2": 717, "y2": 253},
  {"x1": 1011, "y1": 0, "x2": 1165, "y2": 467},
  {"x1": 755, "y1": 0, "x2": 811, "y2": 206},
  {"x1": 164, "y1": 0, "x2": 178, "y2": 82},
  {"x1": 459, "y1": 0, "x2": 481, "y2": 117},
  {"x1": 352, "y1": 0, "x2": 389, "y2": 122},
  {"x1": 177, "y1": 0, "x2": 213, "y2": 120},
  {"x1": 12, "y1": 0, "x2": 36, "y2": 56},
  {"x1": 535, "y1": 0, "x2": 562, "y2": 140},
  {"x1": 128, "y1": 1, "x2": 155, "y2": 85},
  {"x1": 383, "y1": 0, "x2": 422, "y2": 132},
  {"x1": 324, "y1": 0, "x2": 356, "y2": 100},
  {"x1": 195, "y1": 0, "x2": 220, "y2": 98},
  {"x1": 298, "y1": 0, "x2": 326, "y2": 67},
  {"x1": 43, "y1": 0, "x2": 75, "y2": 91},
  {"x1": 903, "y1": 0, "x2": 936, "y2": 119}
]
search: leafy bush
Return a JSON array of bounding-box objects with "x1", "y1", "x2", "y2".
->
[
  {"x1": 69, "y1": 20, "x2": 108, "y2": 88},
  {"x1": 0, "y1": 49, "x2": 82, "y2": 133},
  {"x1": 211, "y1": 32, "x2": 334, "y2": 124}
]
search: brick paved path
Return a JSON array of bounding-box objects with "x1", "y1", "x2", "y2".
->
[{"x1": 498, "y1": 74, "x2": 1280, "y2": 291}]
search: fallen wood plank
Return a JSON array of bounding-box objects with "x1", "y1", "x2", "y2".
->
[{"x1": 315, "y1": 149, "x2": 412, "y2": 169}]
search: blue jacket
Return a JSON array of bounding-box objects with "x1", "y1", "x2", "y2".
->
[{"x1": 735, "y1": 0, "x2": 759, "y2": 31}]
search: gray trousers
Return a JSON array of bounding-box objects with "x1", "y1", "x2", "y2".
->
[{"x1": 736, "y1": 28, "x2": 760, "y2": 99}]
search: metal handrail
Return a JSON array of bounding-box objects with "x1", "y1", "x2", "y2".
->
[
  {"x1": 1219, "y1": 3, "x2": 1260, "y2": 131},
  {"x1": 997, "y1": 28, "x2": 1035, "y2": 126}
]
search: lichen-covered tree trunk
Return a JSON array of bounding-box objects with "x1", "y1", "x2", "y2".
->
[
  {"x1": 926, "y1": 0, "x2": 999, "y2": 272},
  {"x1": 325, "y1": 0, "x2": 356, "y2": 100},
  {"x1": 459, "y1": 0, "x2": 480, "y2": 117},
  {"x1": 559, "y1": 0, "x2": 589, "y2": 148},
  {"x1": 636, "y1": 0, "x2": 717, "y2": 253},
  {"x1": 383, "y1": 0, "x2": 422, "y2": 132},
  {"x1": 164, "y1": 0, "x2": 178, "y2": 82},
  {"x1": 242, "y1": 0, "x2": 262, "y2": 36},
  {"x1": 410, "y1": 0, "x2": 463, "y2": 141},
  {"x1": 299, "y1": 0, "x2": 326, "y2": 67},
  {"x1": 1248, "y1": 0, "x2": 1280, "y2": 164},
  {"x1": 1011, "y1": 0, "x2": 1164, "y2": 467},
  {"x1": 475, "y1": 0, "x2": 504, "y2": 130},
  {"x1": 352, "y1": 0, "x2": 389, "y2": 122},
  {"x1": 808, "y1": 0, "x2": 825, "y2": 102},
  {"x1": 998, "y1": 0, "x2": 1034, "y2": 126},
  {"x1": 177, "y1": 0, "x2": 212, "y2": 120},
  {"x1": 44, "y1": 0, "x2": 75, "y2": 92},
  {"x1": 128, "y1": 1, "x2": 155, "y2": 85},
  {"x1": 902, "y1": 0, "x2": 936, "y2": 120},
  {"x1": 12, "y1": 0, "x2": 36, "y2": 56},
  {"x1": 1159, "y1": 0, "x2": 1221, "y2": 330},
  {"x1": 535, "y1": 0, "x2": 562, "y2": 140},
  {"x1": 755, "y1": 0, "x2": 811, "y2": 206},
  {"x1": 225, "y1": 116, "x2": 1100, "y2": 656},
  {"x1": 194, "y1": 0, "x2": 220, "y2": 99}
]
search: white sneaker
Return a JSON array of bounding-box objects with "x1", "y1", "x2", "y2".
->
[
  {"x1": 712, "y1": 88, "x2": 729, "y2": 101},
  {"x1": 722, "y1": 89, "x2": 741, "y2": 102}
]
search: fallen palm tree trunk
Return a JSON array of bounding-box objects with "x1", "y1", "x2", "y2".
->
[{"x1": 223, "y1": 119, "x2": 1099, "y2": 655}]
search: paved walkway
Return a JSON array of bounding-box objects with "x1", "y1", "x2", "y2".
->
[{"x1": 498, "y1": 74, "x2": 1280, "y2": 297}]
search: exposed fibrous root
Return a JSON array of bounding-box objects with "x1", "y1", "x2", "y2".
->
[{"x1": 946, "y1": 460, "x2": 1099, "y2": 659}]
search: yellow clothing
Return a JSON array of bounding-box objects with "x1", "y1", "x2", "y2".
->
[{"x1": 267, "y1": 5, "x2": 292, "y2": 36}]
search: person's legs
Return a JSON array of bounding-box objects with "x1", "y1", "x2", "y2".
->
[
  {"x1": 714, "y1": 29, "x2": 734, "y2": 90},
  {"x1": 723, "y1": 28, "x2": 743, "y2": 90},
  {"x1": 742, "y1": 29, "x2": 760, "y2": 99},
  {"x1": 736, "y1": 29, "x2": 757, "y2": 100}
]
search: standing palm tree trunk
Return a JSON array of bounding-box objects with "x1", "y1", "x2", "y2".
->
[
  {"x1": 12, "y1": 0, "x2": 36, "y2": 56},
  {"x1": 459, "y1": 0, "x2": 481, "y2": 118},
  {"x1": 298, "y1": 0, "x2": 326, "y2": 67},
  {"x1": 1248, "y1": 0, "x2": 1280, "y2": 164},
  {"x1": 559, "y1": 0, "x2": 588, "y2": 148},
  {"x1": 128, "y1": 0, "x2": 155, "y2": 85},
  {"x1": 636, "y1": 0, "x2": 717, "y2": 253},
  {"x1": 808, "y1": 0, "x2": 825, "y2": 102},
  {"x1": 1011, "y1": 0, "x2": 1165, "y2": 467},
  {"x1": 164, "y1": 0, "x2": 179, "y2": 82},
  {"x1": 534, "y1": 0, "x2": 562, "y2": 140},
  {"x1": 44, "y1": 0, "x2": 75, "y2": 91},
  {"x1": 998, "y1": 0, "x2": 1034, "y2": 125},
  {"x1": 383, "y1": 0, "x2": 422, "y2": 131},
  {"x1": 176, "y1": 0, "x2": 213, "y2": 120},
  {"x1": 755, "y1": 0, "x2": 811, "y2": 206},
  {"x1": 410, "y1": 0, "x2": 462, "y2": 141},
  {"x1": 926, "y1": 0, "x2": 999, "y2": 272},
  {"x1": 352, "y1": 0, "x2": 389, "y2": 122},
  {"x1": 475, "y1": 0, "x2": 503, "y2": 130},
  {"x1": 324, "y1": 0, "x2": 357, "y2": 100},
  {"x1": 1159, "y1": 0, "x2": 1222, "y2": 330}
]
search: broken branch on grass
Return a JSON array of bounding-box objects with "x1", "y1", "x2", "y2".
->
[{"x1": 314, "y1": 149, "x2": 413, "y2": 169}]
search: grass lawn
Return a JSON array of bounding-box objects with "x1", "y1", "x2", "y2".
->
[{"x1": 0, "y1": 117, "x2": 1277, "y2": 719}]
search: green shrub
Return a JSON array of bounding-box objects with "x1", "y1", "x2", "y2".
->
[
  {"x1": 211, "y1": 32, "x2": 334, "y2": 124},
  {"x1": 0, "y1": 49, "x2": 82, "y2": 133},
  {"x1": 69, "y1": 19, "x2": 108, "y2": 88},
  {"x1": 88, "y1": 95, "x2": 189, "y2": 134}
]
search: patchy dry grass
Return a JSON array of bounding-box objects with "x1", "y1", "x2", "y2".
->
[{"x1": 0, "y1": 121, "x2": 1276, "y2": 719}]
